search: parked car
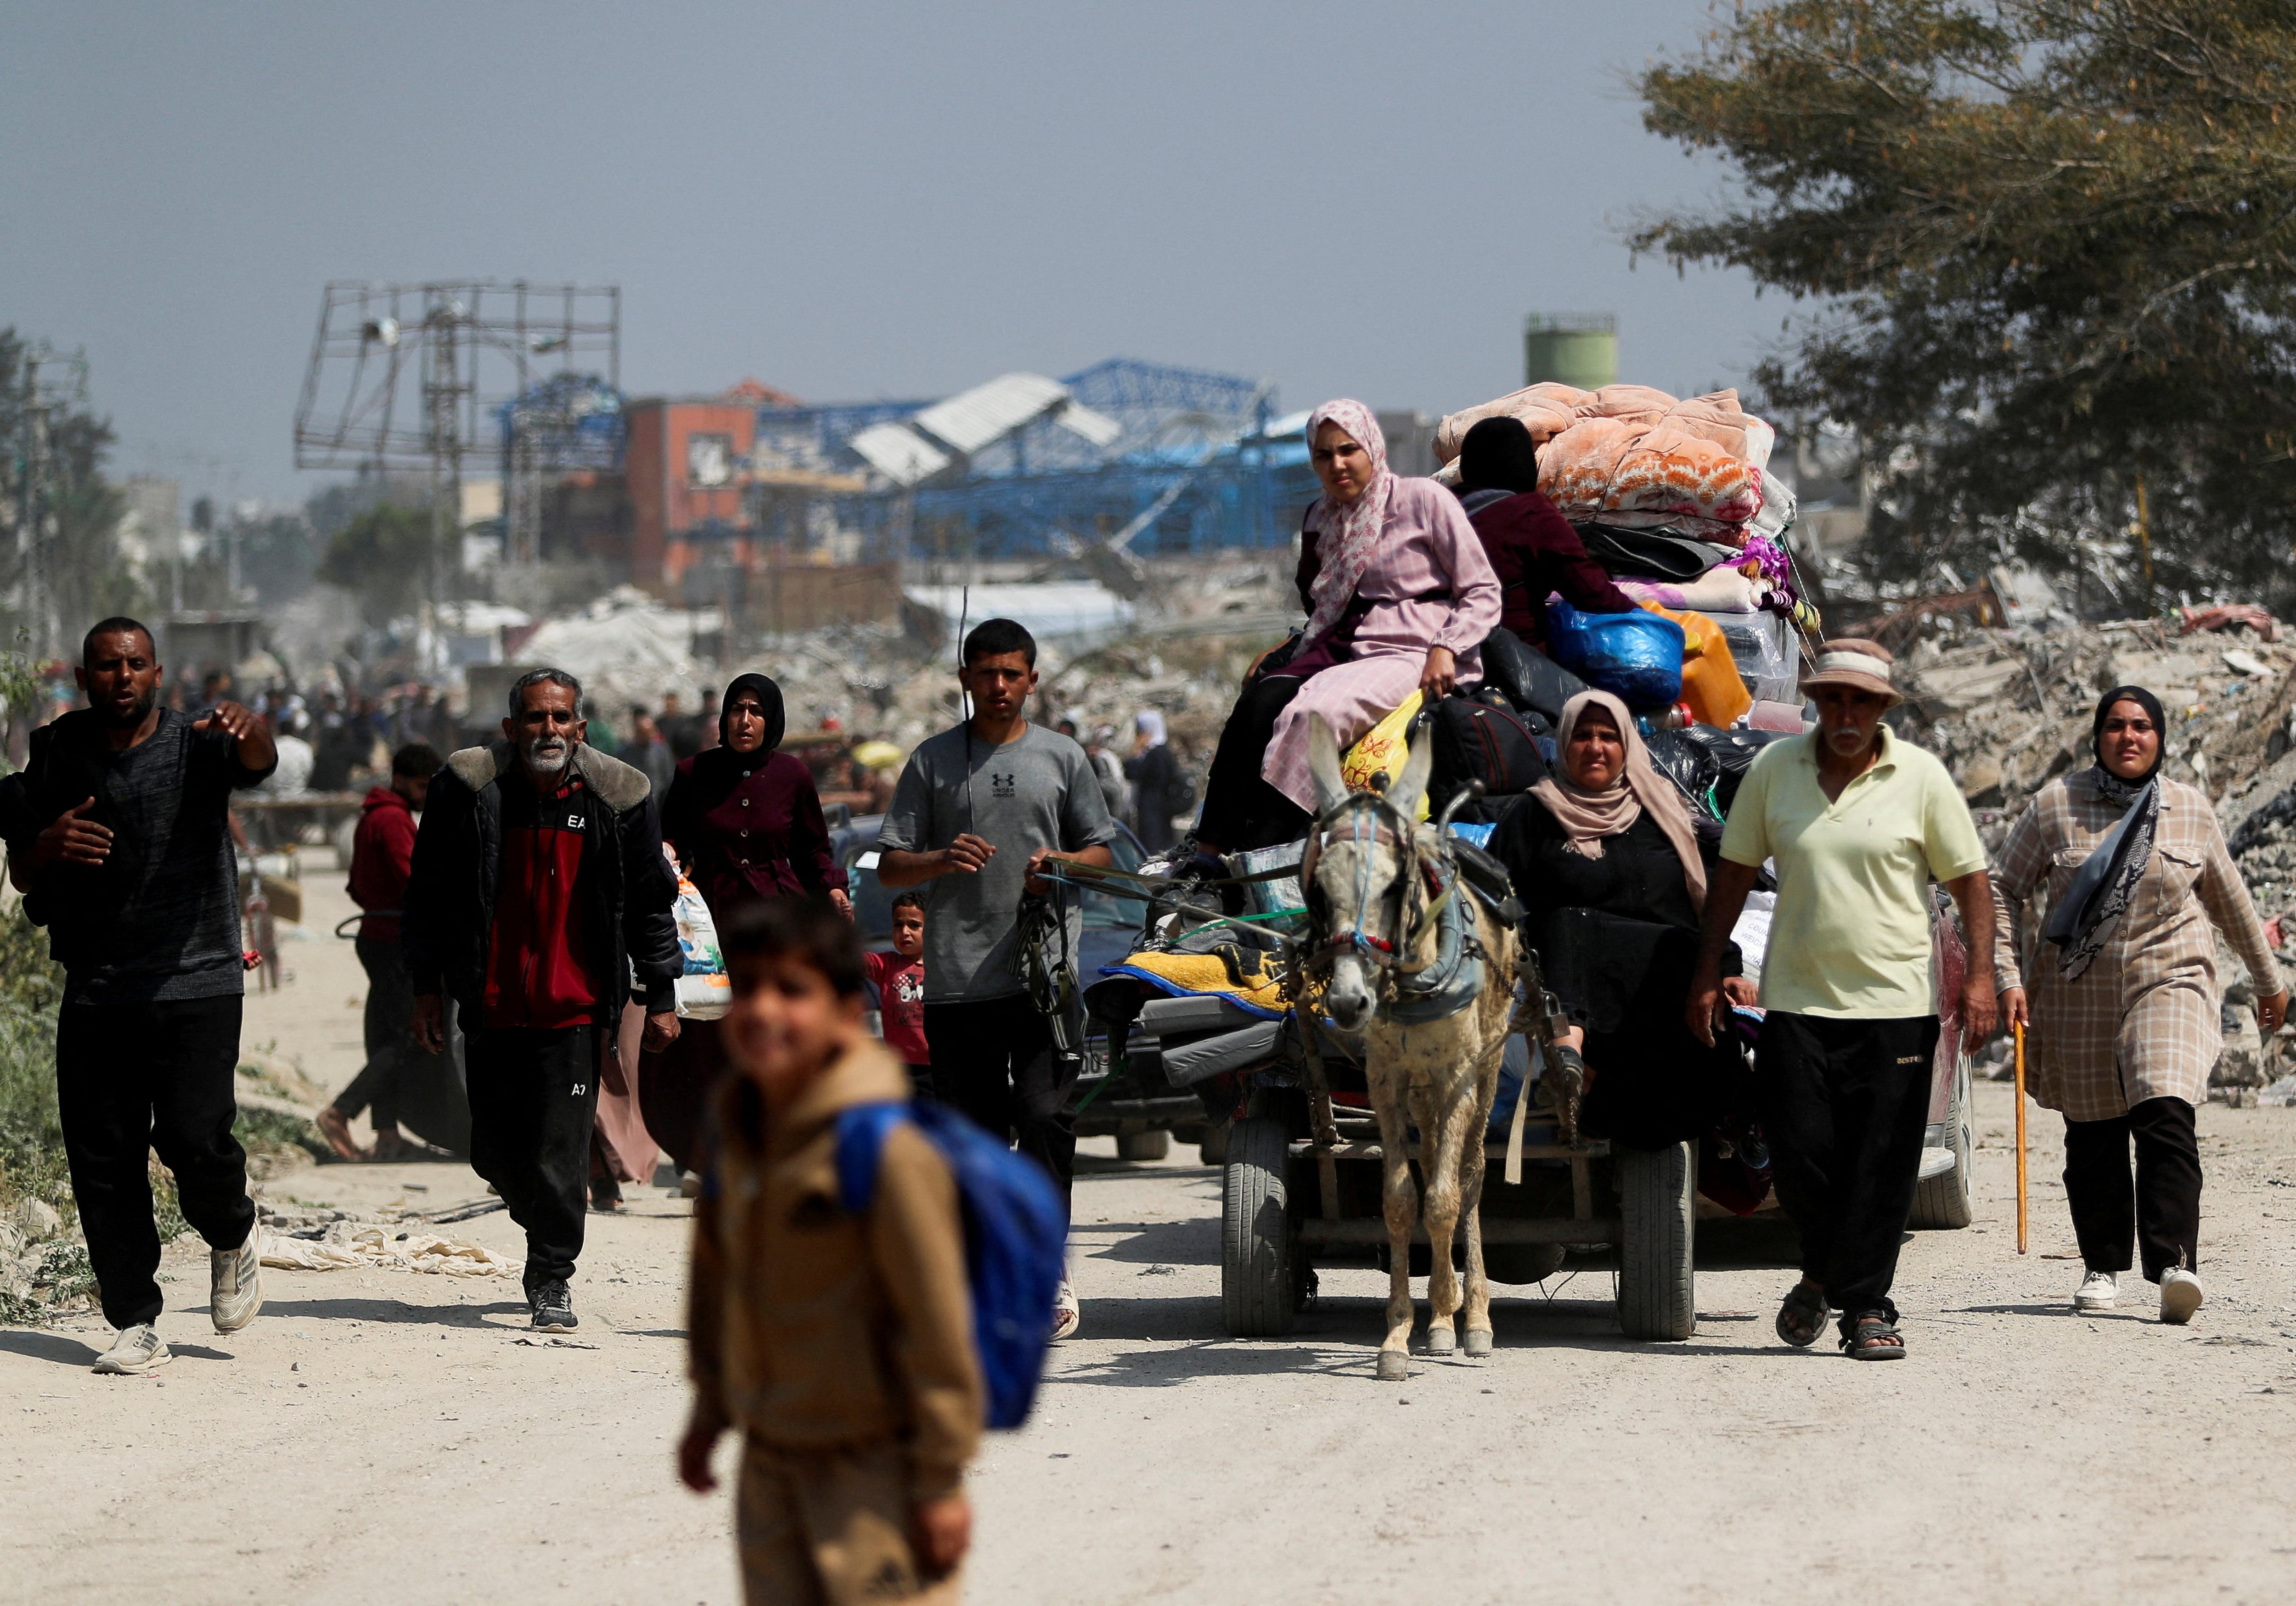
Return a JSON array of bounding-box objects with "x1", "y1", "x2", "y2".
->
[{"x1": 841, "y1": 817, "x2": 1200, "y2": 1159}]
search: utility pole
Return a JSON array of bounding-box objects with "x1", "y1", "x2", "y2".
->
[
  {"x1": 15, "y1": 344, "x2": 90, "y2": 663},
  {"x1": 422, "y1": 291, "x2": 469, "y2": 672}
]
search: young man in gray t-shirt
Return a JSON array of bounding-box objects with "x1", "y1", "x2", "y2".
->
[{"x1": 876, "y1": 618, "x2": 1116, "y2": 1338}]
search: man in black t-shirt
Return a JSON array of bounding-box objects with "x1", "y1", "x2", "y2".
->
[{"x1": 0, "y1": 618, "x2": 278, "y2": 1375}]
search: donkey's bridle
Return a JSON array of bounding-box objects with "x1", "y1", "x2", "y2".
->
[{"x1": 1301, "y1": 789, "x2": 1445, "y2": 978}]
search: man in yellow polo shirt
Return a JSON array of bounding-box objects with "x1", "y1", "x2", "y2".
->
[{"x1": 1688, "y1": 639, "x2": 1997, "y2": 1361}]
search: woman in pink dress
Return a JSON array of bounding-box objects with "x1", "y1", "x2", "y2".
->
[{"x1": 1193, "y1": 399, "x2": 1502, "y2": 853}]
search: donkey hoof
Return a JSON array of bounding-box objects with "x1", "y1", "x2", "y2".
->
[
  {"x1": 1424, "y1": 1324, "x2": 1457, "y2": 1357},
  {"x1": 1376, "y1": 1349, "x2": 1411, "y2": 1382},
  {"x1": 1463, "y1": 1329, "x2": 1493, "y2": 1359}
]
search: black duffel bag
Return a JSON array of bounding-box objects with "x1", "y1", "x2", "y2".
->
[
  {"x1": 1644, "y1": 724, "x2": 1797, "y2": 821},
  {"x1": 1426, "y1": 689, "x2": 1550, "y2": 818},
  {"x1": 1479, "y1": 626, "x2": 1588, "y2": 723}
]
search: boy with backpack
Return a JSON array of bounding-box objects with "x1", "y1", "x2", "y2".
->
[{"x1": 680, "y1": 897, "x2": 1064, "y2": 1604}]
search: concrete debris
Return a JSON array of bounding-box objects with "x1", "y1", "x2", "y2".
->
[{"x1": 515, "y1": 585, "x2": 715, "y2": 719}]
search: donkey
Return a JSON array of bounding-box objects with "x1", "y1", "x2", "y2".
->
[{"x1": 1304, "y1": 715, "x2": 1518, "y2": 1381}]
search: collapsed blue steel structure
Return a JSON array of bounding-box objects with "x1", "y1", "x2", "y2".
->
[
  {"x1": 503, "y1": 358, "x2": 1320, "y2": 564},
  {"x1": 752, "y1": 358, "x2": 1318, "y2": 561}
]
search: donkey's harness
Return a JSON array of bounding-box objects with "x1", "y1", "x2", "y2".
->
[{"x1": 1300, "y1": 788, "x2": 1508, "y2": 1026}]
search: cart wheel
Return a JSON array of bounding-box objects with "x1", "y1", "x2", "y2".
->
[
  {"x1": 1616, "y1": 1141, "x2": 1696, "y2": 1341},
  {"x1": 1221, "y1": 1117, "x2": 1296, "y2": 1337},
  {"x1": 1909, "y1": 1052, "x2": 1975, "y2": 1230},
  {"x1": 1117, "y1": 1129, "x2": 1171, "y2": 1162}
]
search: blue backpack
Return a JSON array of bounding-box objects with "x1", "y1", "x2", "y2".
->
[{"x1": 834, "y1": 1100, "x2": 1068, "y2": 1431}]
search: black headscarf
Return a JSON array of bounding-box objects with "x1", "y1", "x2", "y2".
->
[
  {"x1": 718, "y1": 673, "x2": 785, "y2": 755},
  {"x1": 2043, "y1": 685, "x2": 2166, "y2": 979},
  {"x1": 1458, "y1": 416, "x2": 1544, "y2": 495}
]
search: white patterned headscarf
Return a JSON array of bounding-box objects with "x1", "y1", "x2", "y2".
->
[{"x1": 1302, "y1": 399, "x2": 1395, "y2": 644}]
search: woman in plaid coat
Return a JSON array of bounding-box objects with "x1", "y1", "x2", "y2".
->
[{"x1": 1992, "y1": 686, "x2": 2286, "y2": 1325}]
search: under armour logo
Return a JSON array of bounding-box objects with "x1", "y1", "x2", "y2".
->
[{"x1": 990, "y1": 772, "x2": 1016, "y2": 798}]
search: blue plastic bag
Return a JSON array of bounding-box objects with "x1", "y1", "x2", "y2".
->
[{"x1": 1545, "y1": 598, "x2": 1686, "y2": 708}]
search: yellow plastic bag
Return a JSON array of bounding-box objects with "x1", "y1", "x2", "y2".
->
[
  {"x1": 1635, "y1": 601, "x2": 1752, "y2": 729},
  {"x1": 1340, "y1": 691, "x2": 1428, "y2": 819}
]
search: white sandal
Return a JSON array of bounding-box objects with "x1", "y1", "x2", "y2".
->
[{"x1": 1051, "y1": 1280, "x2": 1081, "y2": 1341}]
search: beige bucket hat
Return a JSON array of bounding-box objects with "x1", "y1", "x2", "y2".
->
[{"x1": 1799, "y1": 638, "x2": 1903, "y2": 707}]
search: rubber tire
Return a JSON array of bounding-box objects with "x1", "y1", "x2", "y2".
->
[
  {"x1": 1616, "y1": 1141, "x2": 1696, "y2": 1340},
  {"x1": 1221, "y1": 1118, "x2": 1297, "y2": 1337},
  {"x1": 1908, "y1": 1051, "x2": 1975, "y2": 1230},
  {"x1": 1117, "y1": 1128, "x2": 1171, "y2": 1162}
]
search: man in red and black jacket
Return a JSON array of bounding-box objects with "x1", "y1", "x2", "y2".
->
[
  {"x1": 405, "y1": 669, "x2": 682, "y2": 1331},
  {"x1": 319, "y1": 742, "x2": 444, "y2": 1162},
  {"x1": 1453, "y1": 415, "x2": 1636, "y2": 653}
]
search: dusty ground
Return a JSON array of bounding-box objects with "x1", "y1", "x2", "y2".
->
[{"x1": 6, "y1": 877, "x2": 2296, "y2": 1603}]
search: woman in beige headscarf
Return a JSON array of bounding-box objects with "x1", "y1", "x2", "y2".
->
[{"x1": 1491, "y1": 690, "x2": 1759, "y2": 1148}]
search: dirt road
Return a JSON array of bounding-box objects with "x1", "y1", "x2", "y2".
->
[{"x1": 5, "y1": 880, "x2": 2296, "y2": 1602}]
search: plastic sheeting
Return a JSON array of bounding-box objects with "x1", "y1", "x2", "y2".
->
[{"x1": 258, "y1": 1223, "x2": 522, "y2": 1277}]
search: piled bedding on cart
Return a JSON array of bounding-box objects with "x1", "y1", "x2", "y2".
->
[{"x1": 1431, "y1": 381, "x2": 1815, "y2": 718}]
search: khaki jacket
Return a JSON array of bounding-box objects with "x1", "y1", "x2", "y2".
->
[{"x1": 687, "y1": 1041, "x2": 982, "y2": 1500}]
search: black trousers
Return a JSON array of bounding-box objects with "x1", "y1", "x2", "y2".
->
[
  {"x1": 2063, "y1": 1097, "x2": 2201, "y2": 1283},
  {"x1": 1198, "y1": 673, "x2": 1311, "y2": 851},
  {"x1": 465, "y1": 1025, "x2": 601, "y2": 1290},
  {"x1": 56, "y1": 993, "x2": 256, "y2": 1330},
  {"x1": 1756, "y1": 1012, "x2": 1940, "y2": 1334},
  {"x1": 924, "y1": 995, "x2": 1076, "y2": 1212},
  {"x1": 332, "y1": 935, "x2": 414, "y2": 1133}
]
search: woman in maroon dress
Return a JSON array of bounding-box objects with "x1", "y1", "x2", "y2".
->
[{"x1": 643, "y1": 674, "x2": 850, "y2": 1170}]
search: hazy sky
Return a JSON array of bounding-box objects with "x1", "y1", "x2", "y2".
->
[{"x1": 2, "y1": 1, "x2": 1781, "y2": 506}]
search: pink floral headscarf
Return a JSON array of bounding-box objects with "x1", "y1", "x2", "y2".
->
[{"x1": 1302, "y1": 399, "x2": 1395, "y2": 643}]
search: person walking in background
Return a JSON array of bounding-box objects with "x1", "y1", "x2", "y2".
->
[
  {"x1": 1688, "y1": 640, "x2": 1997, "y2": 1360},
  {"x1": 1123, "y1": 710, "x2": 1183, "y2": 854},
  {"x1": 581, "y1": 699, "x2": 619, "y2": 756},
  {"x1": 404, "y1": 668, "x2": 683, "y2": 1331},
  {"x1": 1450, "y1": 415, "x2": 1636, "y2": 653},
  {"x1": 0, "y1": 618, "x2": 275, "y2": 1375},
  {"x1": 1082, "y1": 724, "x2": 1129, "y2": 825},
  {"x1": 696, "y1": 686, "x2": 723, "y2": 753},
  {"x1": 662, "y1": 691, "x2": 702, "y2": 761},
  {"x1": 1992, "y1": 687, "x2": 2286, "y2": 1324},
  {"x1": 318, "y1": 742, "x2": 444, "y2": 1162},
  {"x1": 876, "y1": 618, "x2": 1117, "y2": 1340},
  {"x1": 679, "y1": 899, "x2": 980, "y2": 1604},
  {"x1": 628, "y1": 706, "x2": 678, "y2": 797},
  {"x1": 648, "y1": 674, "x2": 851, "y2": 1179},
  {"x1": 867, "y1": 891, "x2": 932, "y2": 1098}
]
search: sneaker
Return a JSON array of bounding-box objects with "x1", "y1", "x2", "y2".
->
[
  {"x1": 2159, "y1": 1268, "x2": 2205, "y2": 1325},
  {"x1": 530, "y1": 1280, "x2": 578, "y2": 1330},
  {"x1": 210, "y1": 1230, "x2": 264, "y2": 1334},
  {"x1": 92, "y1": 1324, "x2": 172, "y2": 1375},
  {"x1": 2073, "y1": 1269, "x2": 2120, "y2": 1313},
  {"x1": 1051, "y1": 1280, "x2": 1081, "y2": 1342}
]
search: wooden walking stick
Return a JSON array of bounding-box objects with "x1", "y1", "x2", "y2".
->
[{"x1": 2014, "y1": 1020, "x2": 2030, "y2": 1256}]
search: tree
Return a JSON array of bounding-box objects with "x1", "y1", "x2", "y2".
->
[
  {"x1": 1633, "y1": 1, "x2": 2296, "y2": 607},
  {"x1": 0, "y1": 328, "x2": 144, "y2": 655},
  {"x1": 318, "y1": 504, "x2": 455, "y2": 627}
]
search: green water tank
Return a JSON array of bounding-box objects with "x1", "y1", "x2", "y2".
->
[{"x1": 1524, "y1": 313, "x2": 1618, "y2": 391}]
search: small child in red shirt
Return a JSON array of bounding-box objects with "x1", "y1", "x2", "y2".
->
[{"x1": 866, "y1": 891, "x2": 931, "y2": 1098}]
